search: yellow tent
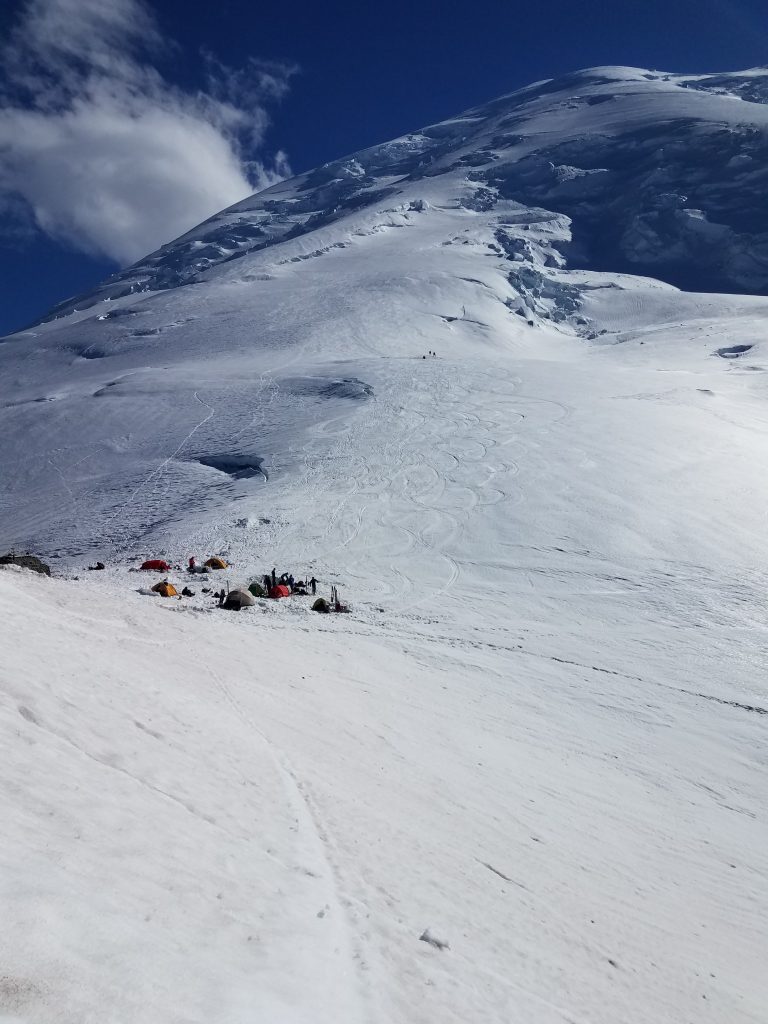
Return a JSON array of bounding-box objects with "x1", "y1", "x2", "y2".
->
[
  {"x1": 204, "y1": 557, "x2": 228, "y2": 569},
  {"x1": 152, "y1": 581, "x2": 178, "y2": 597}
]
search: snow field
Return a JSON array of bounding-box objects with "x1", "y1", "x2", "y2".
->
[{"x1": 1, "y1": 524, "x2": 766, "y2": 1024}]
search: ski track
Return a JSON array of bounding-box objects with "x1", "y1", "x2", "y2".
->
[
  {"x1": 105, "y1": 390, "x2": 217, "y2": 552},
  {"x1": 205, "y1": 663, "x2": 370, "y2": 1023}
]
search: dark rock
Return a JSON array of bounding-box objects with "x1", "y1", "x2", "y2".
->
[{"x1": 0, "y1": 554, "x2": 51, "y2": 576}]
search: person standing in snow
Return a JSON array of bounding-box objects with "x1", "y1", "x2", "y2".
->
[
  {"x1": 271, "y1": 567, "x2": 277, "y2": 587},
  {"x1": 309, "y1": 576, "x2": 317, "y2": 595}
]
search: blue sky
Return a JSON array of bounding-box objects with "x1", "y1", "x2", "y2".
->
[{"x1": 1, "y1": 0, "x2": 766, "y2": 335}]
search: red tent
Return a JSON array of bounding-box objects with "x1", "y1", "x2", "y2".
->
[
  {"x1": 270, "y1": 584, "x2": 291, "y2": 599},
  {"x1": 141, "y1": 559, "x2": 171, "y2": 572}
]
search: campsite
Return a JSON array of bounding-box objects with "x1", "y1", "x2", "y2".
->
[
  {"x1": 130, "y1": 553, "x2": 342, "y2": 612},
  {"x1": 2, "y1": 549, "x2": 351, "y2": 621}
]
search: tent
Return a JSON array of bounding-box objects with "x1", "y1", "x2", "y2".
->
[
  {"x1": 311, "y1": 597, "x2": 330, "y2": 613},
  {"x1": 248, "y1": 581, "x2": 266, "y2": 598},
  {"x1": 151, "y1": 581, "x2": 178, "y2": 597},
  {"x1": 223, "y1": 589, "x2": 255, "y2": 611},
  {"x1": 204, "y1": 557, "x2": 228, "y2": 570},
  {"x1": 141, "y1": 559, "x2": 170, "y2": 572},
  {"x1": 270, "y1": 584, "x2": 291, "y2": 599}
]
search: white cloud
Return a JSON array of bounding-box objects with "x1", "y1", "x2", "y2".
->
[{"x1": 0, "y1": 0, "x2": 294, "y2": 264}]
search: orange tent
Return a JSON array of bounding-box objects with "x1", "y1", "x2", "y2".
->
[
  {"x1": 204, "y1": 557, "x2": 228, "y2": 569},
  {"x1": 270, "y1": 584, "x2": 291, "y2": 599},
  {"x1": 141, "y1": 559, "x2": 170, "y2": 571},
  {"x1": 151, "y1": 581, "x2": 178, "y2": 597}
]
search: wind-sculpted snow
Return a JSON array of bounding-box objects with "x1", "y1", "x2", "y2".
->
[
  {"x1": 680, "y1": 69, "x2": 768, "y2": 105},
  {"x1": 283, "y1": 376, "x2": 374, "y2": 401}
]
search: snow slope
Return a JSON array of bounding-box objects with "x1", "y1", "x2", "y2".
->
[
  {"x1": 2, "y1": 555, "x2": 766, "y2": 1024},
  {"x1": 1, "y1": 65, "x2": 767, "y2": 1023}
]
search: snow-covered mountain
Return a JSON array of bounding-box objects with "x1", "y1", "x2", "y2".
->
[
  {"x1": 1, "y1": 67, "x2": 767, "y2": 1024},
  {"x1": 34, "y1": 63, "x2": 768, "y2": 321},
  {"x1": 5, "y1": 64, "x2": 768, "y2": 562}
]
